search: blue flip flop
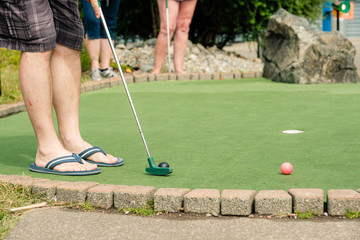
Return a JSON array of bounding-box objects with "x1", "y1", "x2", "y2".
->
[
  {"x1": 29, "y1": 153, "x2": 101, "y2": 176},
  {"x1": 79, "y1": 147, "x2": 124, "y2": 167}
]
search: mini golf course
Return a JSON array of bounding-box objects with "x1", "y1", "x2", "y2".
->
[{"x1": 0, "y1": 78, "x2": 359, "y2": 193}]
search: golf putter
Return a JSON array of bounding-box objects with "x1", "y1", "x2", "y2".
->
[
  {"x1": 166, "y1": 0, "x2": 171, "y2": 73},
  {"x1": 98, "y1": 1, "x2": 173, "y2": 176}
]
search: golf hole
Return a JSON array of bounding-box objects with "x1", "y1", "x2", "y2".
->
[{"x1": 282, "y1": 130, "x2": 304, "y2": 134}]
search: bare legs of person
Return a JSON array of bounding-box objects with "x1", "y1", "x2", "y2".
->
[
  {"x1": 84, "y1": 36, "x2": 113, "y2": 70},
  {"x1": 152, "y1": 0, "x2": 197, "y2": 74},
  {"x1": 19, "y1": 44, "x2": 118, "y2": 173}
]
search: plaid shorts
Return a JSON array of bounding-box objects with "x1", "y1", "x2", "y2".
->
[{"x1": 0, "y1": 0, "x2": 83, "y2": 52}]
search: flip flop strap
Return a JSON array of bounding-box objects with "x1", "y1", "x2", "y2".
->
[
  {"x1": 78, "y1": 147, "x2": 106, "y2": 160},
  {"x1": 45, "y1": 153, "x2": 83, "y2": 169}
]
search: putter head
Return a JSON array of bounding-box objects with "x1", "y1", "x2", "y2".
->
[{"x1": 145, "y1": 157, "x2": 173, "y2": 176}]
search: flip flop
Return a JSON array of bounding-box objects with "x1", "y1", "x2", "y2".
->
[
  {"x1": 29, "y1": 153, "x2": 101, "y2": 176},
  {"x1": 79, "y1": 147, "x2": 124, "y2": 167}
]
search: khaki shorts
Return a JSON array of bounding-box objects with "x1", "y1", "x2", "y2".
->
[{"x1": 0, "y1": 0, "x2": 83, "y2": 52}]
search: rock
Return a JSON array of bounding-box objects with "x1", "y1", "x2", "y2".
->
[
  {"x1": 263, "y1": 8, "x2": 359, "y2": 84},
  {"x1": 191, "y1": 47, "x2": 200, "y2": 55},
  {"x1": 140, "y1": 64, "x2": 153, "y2": 73},
  {"x1": 134, "y1": 41, "x2": 144, "y2": 48},
  {"x1": 188, "y1": 54, "x2": 198, "y2": 61},
  {"x1": 115, "y1": 39, "x2": 263, "y2": 74},
  {"x1": 145, "y1": 38, "x2": 157, "y2": 46},
  {"x1": 116, "y1": 44, "x2": 126, "y2": 50},
  {"x1": 126, "y1": 42, "x2": 134, "y2": 50}
]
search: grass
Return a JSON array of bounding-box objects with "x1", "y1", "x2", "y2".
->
[
  {"x1": 294, "y1": 209, "x2": 317, "y2": 219},
  {"x1": 0, "y1": 183, "x2": 44, "y2": 239},
  {"x1": 0, "y1": 49, "x2": 23, "y2": 104},
  {"x1": 118, "y1": 201, "x2": 156, "y2": 216},
  {"x1": 346, "y1": 209, "x2": 360, "y2": 219},
  {"x1": 0, "y1": 78, "x2": 360, "y2": 193}
]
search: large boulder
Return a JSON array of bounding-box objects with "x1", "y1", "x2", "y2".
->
[{"x1": 263, "y1": 8, "x2": 359, "y2": 84}]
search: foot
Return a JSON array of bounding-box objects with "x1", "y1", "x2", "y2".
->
[
  {"x1": 90, "y1": 68, "x2": 102, "y2": 81},
  {"x1": 63, "y1": 140, "x2": 120, "y2": 165},
  {"x1": 34, "y1": 147, "x2": 98, "y2": 173},
  {"x1": 175, "y1": 69, "x2": 186, "y2": 74},
  {"x1": 100, "y1": 67, "x2": 119, "y2": 78}
]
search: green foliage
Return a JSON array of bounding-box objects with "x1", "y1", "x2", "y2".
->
[
  {"x1": 81, "y1": 201, "x2": 95, "y2": 212},
  {"x1": 80, "y1": 44, "x2": 92, "y2": 72},
  {"x1": 118, "y1": 201, "x2": 156, "y2": 216},
  {"x1": 116, "y1": 0, "x2": 156, "y2": 42},
  {"x1": 0, "y1": 48, "x2": 22, "y2": 104},
  {"x1": 346, "y1": 209, "x2": 360, "y2": 219},
  {"x1": 107, "y1": 0, "x2": 326, "y2": 49},
  {"x1": 294, "y1": 209, "x2": 317, "y2": 219},
  {"x1": 190, "y1": 0, "x2": 327, "y2": 49}
]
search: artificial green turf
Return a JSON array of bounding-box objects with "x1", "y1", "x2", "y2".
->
[{"x1": 0, "y1": 78, "x2": 359, "y2": 192}]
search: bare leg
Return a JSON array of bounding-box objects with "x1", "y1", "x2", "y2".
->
[
  {"x1": 173, "y1": 0, "x2": 197, "y2": 74},
  {"x1": 19, "y1": 51, "x2": 95, "y2": 172},
  {"x1": 152, "y1": 0, "x2": 179, "y2": 74},
  {"x1": 52, "y1": 44, "x2": 118, "y2": 164},
  {"x1": 84, "y1": 35, "x2": 100, "y2": 70},
  {"x1": 100, "y1": 38, "x2": 113, "y2": 70}
]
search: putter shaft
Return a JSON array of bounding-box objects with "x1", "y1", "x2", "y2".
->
[{"x1": 99, "y1": 7, "x2": 152, "y2": 159}]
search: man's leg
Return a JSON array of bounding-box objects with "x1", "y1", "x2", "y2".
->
[
  {"x1": 51, "y1": 44, "x2": 118, "y2": 164},
  {"x1": 19, "y1": 51, "x2": 96, "y2": 172},
  {"x1": 173, "y1": 0, "x2": 197, "y2": 74},
  {"x1": 152, "y1": 0, "x2": 180, "y2": 74}
]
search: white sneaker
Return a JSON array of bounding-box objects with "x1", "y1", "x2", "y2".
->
[
  {"x1": 90, "y1": 68, "x2": 102, "y2": 81},
  {"x1": 100, "y1": 67, "x2": 119, "y2": 78}
]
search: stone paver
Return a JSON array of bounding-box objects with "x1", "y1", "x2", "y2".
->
[
  {"x1": 212, "y1": 73, "x2": 221, "y2": 80},
  {"x1": 56, "y1": 181, "x2": 99, "y2": 203},
  {"x1": 154, "y1": 188, "x2": 190, "y2": 212},
  {"x1": 133, "y1": 74, "x2": 148, "y2": 83},
  {"x1": 243, "y1": 71, "x2": 256, "y2": 78},
  {"x1": 327, "y1": 189, "x2": 360, "y2": 216},
  {"x1": 114, "y1": 186, "x2": 156, "y2": 209},
  {"x1": 255, "y1": 190, "x2": 292, "y2": 215},
  {"x1": 9, "y1": 177, "x2": 48, "y2": 189},
  {"x1": 169, "y1": 73, "x2": 177, "y2": 80},
  {"x1": 221, "y1": 190, "x2": 257, "y2": 216},
  {"x1": 32, "y1": 180, "x2": 68, "y2": 200},
  {"x1": 255, "y1": 71, "x2": 263, "y2": 78},
  {"x1": 190, "y1": 73, "x2": 199, "y2": 80},
  {"x1": 124, "y1": 73, "x2": 134, "y2": 83},
  {"x1": 155, "y1": 73, "x2": 169, "y2": 81},
  {"x1": 87, "y1": 184, "x2": 126, "y2": 209},
  {"x1": 199, "y1": 73, "x2": 212, "y2": 80},
  {"x1": 221, "y1": 72, "x2": 234, "y2": 80},
  {"x1": 288, "y1": 189, "x2": 324, "y2": 215},
  {"x1": 234, "y1": 72, "x2": 242, "y2": 79},
  {"x1": 177, "y1": 73, "x2": 191, "y2": 81},
  {"x1": 184, "y1": 189, "x2": 220, "y2": 214}
]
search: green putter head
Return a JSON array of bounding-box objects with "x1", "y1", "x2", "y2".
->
[{"x1": 145, "y1": 157, "x2": 173, "y2": 176}]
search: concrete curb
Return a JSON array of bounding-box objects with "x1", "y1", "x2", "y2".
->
[
  {"x1": 1, "y1": 175, "x2": 359, "y2": 217},
  {"x1": 0, "y1": 71, "x2": 262, "y2": 119}
]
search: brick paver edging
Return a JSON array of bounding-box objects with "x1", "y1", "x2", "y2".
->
[
  {"x1": 0, "y1": 71, "x2": 263, "y2": 118},
  {"x1": 1, "y1": 174, "x2": 359, "y2": 217}
]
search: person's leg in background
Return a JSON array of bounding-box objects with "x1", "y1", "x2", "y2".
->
[
  {"x1": 99, "y1": 0, "x2": 121, "y2": 78},
  {"x1": 81, "y1": 0, "x2": 102, "y2": 81},
  {"x1": 152, "y1": 0, "x2": 180, "y2": 74},
  {"x1": 173, "y1": 0, "x2": 197, "y2": 74}
]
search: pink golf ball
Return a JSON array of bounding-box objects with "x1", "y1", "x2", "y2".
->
[{"x1": 280, "y1": 162, "x2": 293, "y2": 175}]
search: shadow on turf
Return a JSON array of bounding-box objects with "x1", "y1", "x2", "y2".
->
[{"x1": 0, "y1": 135, "x2": 35, "y2": 169}]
